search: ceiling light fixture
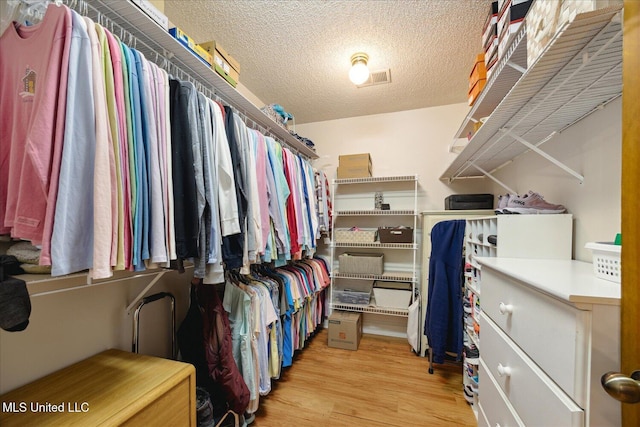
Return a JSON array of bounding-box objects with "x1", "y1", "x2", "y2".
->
[{"x1": 349, "y1": 52, "x2": 370, "y2": 85}]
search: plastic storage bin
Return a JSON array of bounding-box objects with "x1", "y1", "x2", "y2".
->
[{"x1": 585, "y1": 242, "x2": 621, "y2": 283}]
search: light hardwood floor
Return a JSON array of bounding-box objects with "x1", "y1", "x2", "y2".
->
[{"x1": 252, "y1": 328, "x2": 476, "y2": 427}]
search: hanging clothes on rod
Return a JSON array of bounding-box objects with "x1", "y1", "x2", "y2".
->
[{"x1": 0, "y1": 3, "x2": 329, "y2": 282}]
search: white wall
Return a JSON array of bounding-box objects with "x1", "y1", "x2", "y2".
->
[
  {"x1": 299, "y1": 98, "x2": 622, "y2": 262},
  {"x1": 0, "y1": 269, "x2": 192, "y2": 394},
  {"x1": 488, "y1": 97, "x2": 622, "y2": 261},
  {"x1": 299, "y1": 103, "x2": 493, "y2": 212}
]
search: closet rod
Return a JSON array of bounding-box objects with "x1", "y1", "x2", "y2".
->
[{"x1": 62, "y1": 0, "x2": 312, "y2": 161}]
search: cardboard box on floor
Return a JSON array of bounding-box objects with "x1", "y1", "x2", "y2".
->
[
  {"x1": 328, "y1": 311, "x2": 362, "y2": 350},
  {"x1": 337, "y1": 153, "x2": 372, "y2": 179}
]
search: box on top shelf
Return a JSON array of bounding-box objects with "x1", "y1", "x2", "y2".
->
[
  {"x1": 469, "y1": 53, "x2": 487, "y2": 91},
  {"x1": 199, "y1": 41, "x2": 241, "y2": 88},
  {"x1": 525, "y1": 0, "x2": 623, "y2": 68},
  {"x1": 482, "y1": 1, "x2": 499, "y2": 47},
  {"x1": 497, "y1": 0, "x2": 533, "y2": 58},
  {"x1": 169, "y1": 27, "x2": 213, "y2": 66},
  {"x1": 131, "y1": 0, "x2": 169, "y2": 30},
  {"x1": 468, "y1": 78, "x2": 486, "y2": 106},
  {"x1": 337, "y1": 153, "x2": 372, "y2": 179},
  {"x1": 328, "y1": 311, "x2": 362, "y2": 350}
]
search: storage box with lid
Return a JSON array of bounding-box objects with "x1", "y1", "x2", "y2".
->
[
  {"x1": 338, "y1": 252, "x2": 383, "y2": 275},
  {"x1": 372, "y1": 281, "x2": 412, "y2": 309},
  {"x1": 377, "y1": 227, "x2": 413, "y2": 243},
  {"x1": 482, "y1": 2, "x2": 499, "y2": 65},
  {"x1": 468, "y1": 78, "x2": 487, "y2": 106},
  {"x1": 497, "y1": 0, "x2": 533, "y2": 57},
  {"x1": 337, "y1": 153, "x2": 372, "y2": 179},
  {"x1": 469, "y1": 53, "x2": 487, "y2": 92},
  {"x1": 328, "y1": 311, "x2": 362, "y2": 350},
  {"x1": 198, "y1": 41, "x2": 241, "y2": 87}
]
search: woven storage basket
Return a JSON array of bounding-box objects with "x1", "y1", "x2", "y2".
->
[
  {"x1": 334, "y1": 228, "x2": 377, "y2": 244},
  {"x1": 585, "y1": 242, "x2": 621, "y2": 283},
  {"x1": 338, "y1": 253, "x2": 383, "y2": 275}
]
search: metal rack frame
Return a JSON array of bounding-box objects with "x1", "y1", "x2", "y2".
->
[{"x1": 328, "y1": 175, "x2": 419, "y2": 322}]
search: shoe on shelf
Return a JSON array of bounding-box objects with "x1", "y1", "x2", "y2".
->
[
  {"x1": 463, "y1": 385, "x2": 475, "y2": 404},
  {"x1": 464, "y1": 301, "x2": 473, "y2": 314},
  {"x1": 503, "y1": 191, "x2": 566, "y2": 214},
  {"x1": 464, "y1": 344, "x2": 479, "y2": 364},
  {"x1": 487, "y1": 235, "x2": 497, "y2": 245},
  {"x1": 495, "y1": 193, "x2": 518, "y2": 214}
]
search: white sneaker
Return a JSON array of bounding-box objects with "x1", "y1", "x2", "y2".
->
[{"x1": 504, "y1": 191, "x2": 566, "y2": 214}]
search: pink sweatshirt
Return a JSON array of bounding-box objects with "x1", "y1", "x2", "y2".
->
[{"x1": 0, "y1": 4, "x2": 71, "y2": 255}]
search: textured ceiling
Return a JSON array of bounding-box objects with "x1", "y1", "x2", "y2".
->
[{"x1": 165, "y1": 0, "x2": 488, "y2": 124}]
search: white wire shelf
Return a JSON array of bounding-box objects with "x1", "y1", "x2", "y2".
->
[
  {"x1": 334, "y1": 175, "x2": 418, "y2": 185},
  {"x1": 335, "y1": 209, "x2": 416, "y2": 216},
  {"x1": 82, "y1": 0, "x2": 318, "y2": 159},
  {"x1": 330, "y1": 302, "x2": 409, "y2": 317},
  {"x1": 332, "y1": 242, "x2": 418, "y2": 250},
  {"x1": 454, "y1": 25, "x2": 528, "y2": 140},
  {"x1": 333, "y1": 271, "x2": 417, "y2": 283},
  {"x1": 442, "y1": 6, "x2": 623, "y2": 182}
]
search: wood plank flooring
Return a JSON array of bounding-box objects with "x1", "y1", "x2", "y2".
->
[{"x1": 252, "y1": 328, "x2": 476, "y2": 427}]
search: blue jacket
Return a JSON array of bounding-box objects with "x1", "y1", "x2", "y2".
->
[{"x1": 424, "y1": 220, "x2": 465, "y2": 363}]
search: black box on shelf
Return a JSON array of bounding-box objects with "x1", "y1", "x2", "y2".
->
[
  {"x1": 445, "y1": 194, "x2": 494, "y2": 210},
  {"x1": 377, "y1": 227, "x2": 413, "y2": 243}
]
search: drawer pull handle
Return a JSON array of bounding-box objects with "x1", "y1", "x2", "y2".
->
[
  {"x1": 498, "y1": 302, "x2": 513, "y2": 315},
  {"x1": 497, "y1": 363, "x2": 512, "y2": 377}
]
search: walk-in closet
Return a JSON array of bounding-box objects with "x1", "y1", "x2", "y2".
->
[{"x1": 1, "y1": 0, "x2": 637, "y2": 426}]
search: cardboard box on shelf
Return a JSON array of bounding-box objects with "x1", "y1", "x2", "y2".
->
[
  {"x1": 337, "y1": 153, "x2": 372, "y2": 179},
  {"x1": 468, "y1": 78, "x2": 487, "y2": 106},
  {"x1": 199, "y1": 41, "x2": 241, "y2": 88},
  {"x1": 328, "y1": 311, "x2": 362, "y2": 350},
  {"x1": 482, "y1": 1, "x2": 499, "y2": 47},
  {"x1": 469, "y1": 53, "x2": 487, "y2": 91},
  {"x1": 169, "y1": 27, "x2": 213, "y2": 66},
  {"x1": 497, "y1": 0, "x2": 533, "y2": 58}
]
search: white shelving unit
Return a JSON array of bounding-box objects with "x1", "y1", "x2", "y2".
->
[
  {"x1": 463, "y1": 214, "x2": 573, "y2": 418},
  {"x1": 442, "y1": 6, "x2": 623, "y2": 189},
  {"x1": 329, "y1": 175, "x2": 419, "y2": 320},
  {"x1": 76, "y1": 0, "x2": 318, "y2": 160}
]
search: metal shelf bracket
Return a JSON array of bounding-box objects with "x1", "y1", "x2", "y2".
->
[
  {"x1": 126, "y1": 270, "x2": 168, "y2": 314},
  {"x1": 500, "y1": 128, "x2": 584, "y2": 183},
  {"x1": 469, "y1": 160, "x2": 517, "y2": 195}
]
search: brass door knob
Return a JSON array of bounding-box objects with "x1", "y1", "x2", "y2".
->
[{"x1": 601, "y1": 370, "x2": 640, "y2": 403}]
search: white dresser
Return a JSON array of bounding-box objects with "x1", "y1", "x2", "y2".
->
[{"x1": 476, "y1": 257, "x2": 621, "y2": 427}]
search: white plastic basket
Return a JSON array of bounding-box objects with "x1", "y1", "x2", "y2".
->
[{"x1": 585, "y1": 242, "x2": 621, "y2": 283}]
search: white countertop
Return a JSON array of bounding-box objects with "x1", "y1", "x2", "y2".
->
[{"x1": 476, "y1": 257, "x2": 621, "y2": 306}]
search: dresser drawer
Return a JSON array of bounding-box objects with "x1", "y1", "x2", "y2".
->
[
  {"x1": 481, "y1": 267, "x2": 589, "y2": 405},
  {"x1": 481, "y1": 315, "x2": 584, "y2": 427},
  {"x1": 478, "y1": 359, "x2": 524, "y2": 427}
]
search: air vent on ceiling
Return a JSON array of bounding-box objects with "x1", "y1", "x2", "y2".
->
[{"x1": 357, "y1": 69, "x2": 391, "y2": 87}]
